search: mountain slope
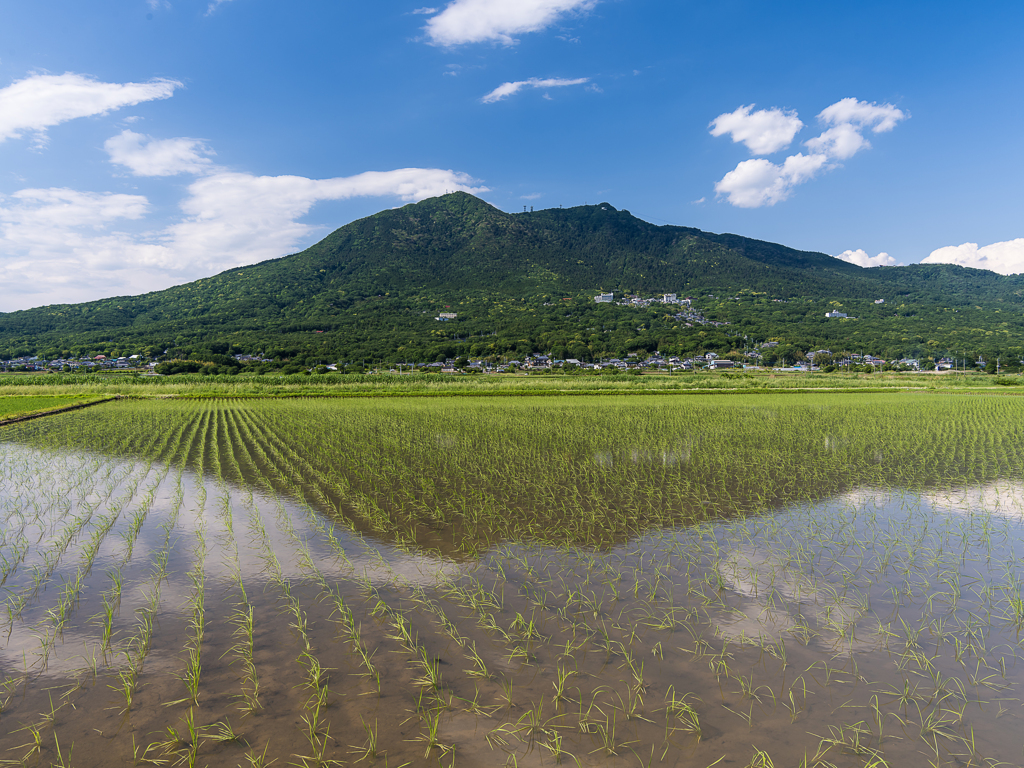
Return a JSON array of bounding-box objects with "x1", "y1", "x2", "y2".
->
[{"x1": 1, "y1": 192, "x2": 1021, "y2": 362}]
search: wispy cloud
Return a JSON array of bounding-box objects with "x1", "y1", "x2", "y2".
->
[
  {"x1": 834, "y1": 249, "x2": 896, "y2": 268},
  {"x1": 0, "y1": 73, "x2": 181, "y2": 146},
  {"x1": 711, "y1": 98, "x2": 908, "y2": 208},
  {"x1": 818, "y1": 97, "x2": 906, "y2": 133},
  {"x1": 205, "y1": 0, "x2": 237, "y2": 16},
  {"x1": 105, "y1": 130, "x2": 217, "y2": 176},
  {"x1": 422, "y1": 0, "x2": 597, "y2": 46},
  {"x1": 921, "y1": 239, "x2": 1024, "y2": 275},
  {"x1": 482, "y1": 76, "x2": 588, "y2": 103}
]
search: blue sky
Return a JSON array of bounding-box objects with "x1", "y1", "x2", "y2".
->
[{"x1": 1, "y1": 0, "x2": 1022, "y2": 311}]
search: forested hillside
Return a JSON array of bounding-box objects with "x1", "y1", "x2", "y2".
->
[{"x1": 1, "y1": 192, "x2": 1022, "y2": 364}]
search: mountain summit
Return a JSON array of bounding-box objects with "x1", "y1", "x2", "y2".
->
[{"x1": 1, "y1": 193, "x2": 1021, "y2": 362}]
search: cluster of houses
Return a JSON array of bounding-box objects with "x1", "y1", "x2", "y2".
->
[
  {"x1": 1, "y1": 344, "x2": 1002, "y2": 377},
  {"x1": 0, "y1": 354, "x2": 149, "y2": 372},
  {"x1": 595, "y1": 292, "x2": 691, "y2": 308},
  {"x1": 591, "y1": 292, "x2": 729, "y2": 328},
  {"x1": 412, "y1": 352, "x2": 742, "y2": 374}
]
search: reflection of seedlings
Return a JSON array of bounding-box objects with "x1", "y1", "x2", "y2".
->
[
  {"x1": 242, "y1": 741, "x2": 275, "y2": 768},
  {"x1": 351, "y1": 717, "x2": 382, "y2": 763},
  {"x1": 11, "y1": 722, "x2": 44, "y2": 762},
  {"x1": 228, "y1": 601, "x2": 261, "y2": 714},
  {"x1": 745, "y1": 746, "x2": 777, "y2": 767},
  {"x1": 464, "y1": 642, "x2": 490, "y2": 680},
  {"x1": 110, "y1": 665, "x2": 137, "y2": 716},
  {"x1": 539, "y1": 728, "x2": 573, "y2": 764},
  {"x1": 7, "y1": 397, "x2": 1024, "y2": 767},
  {"x1": 665, "y1": 687, "x2": 702, "y2": 739},
  {"x1": 415, "y1": 705, "x2": 450, "y2": 759},
  {"x1": 552, "y1": 664, "x2": 572, "y2": 703}
]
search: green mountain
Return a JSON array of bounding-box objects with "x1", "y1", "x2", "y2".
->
[{"x1": 2, "y1": 192, "x2": 1023, "y2": 364}]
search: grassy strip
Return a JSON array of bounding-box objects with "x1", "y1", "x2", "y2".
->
[
  {"x1": 174, "y1": 386, "x2": 957, "y2": 400},
  {"x1": 0, "y1": 370, "x2": 1020, "y2": 400},
  {"x1": 0, "y1": 395, "x2": 116, "y2": 424}
]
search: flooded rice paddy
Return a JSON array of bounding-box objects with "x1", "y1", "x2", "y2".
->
[{"x1": 1, "y1": 394, "x2": 1024, "y2": 767}]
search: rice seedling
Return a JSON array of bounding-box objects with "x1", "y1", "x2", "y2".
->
[{"x1": 2, "y1": 394, "x2": 1024, "y2": 765}]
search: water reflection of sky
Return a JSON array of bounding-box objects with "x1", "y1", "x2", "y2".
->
[
  {"x1": 692, "y1": 483, "x2": 1024, "y2": 654},
  {"x1": 0, "y1": 441, "x2": 468, "y2": 679},
  {"x1": 5, "y1": 433, "x2": 1024, "y2": 703}
]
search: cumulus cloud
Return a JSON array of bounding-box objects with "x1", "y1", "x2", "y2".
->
[
  {"x1": 708, "y1": 105, "x2": 803, "y2": 155},
  {"x1": 0, "y1": 73, "x2": 180, "y2": 145},
  {"x1": 818, "y1": 97, "x2": 907, "y2": 133},
  {"x1": 481, "y1": 77, "x2": 588, "y2": 103},
  {"x1": 422, "y1": 0, "x2": 597, "y2": 46},
  {"x1": 834, "y1": 249, "x2": 896, "y2": 268},
  {"x1": 105, "y1": 130, "x2": 216, "y2": 176},
  {"x1": 921, "y1": 239, "x2": 1024, "y2": 275},
  {"x1": 804, "y1": 123, "x2": 869, "y2": 160},
  {"x1": 0, "y1": 169, "x2": 488, "y2": 311},
  {"x1": 711, "y1": 97, "x2": 907, "y2": 208},
  {"x1": 714, "y1": 153, "x2": 829, "y2": 208}
]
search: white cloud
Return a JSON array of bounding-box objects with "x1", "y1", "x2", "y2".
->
[
  {"x1": 166, "y1": 169, "x2": 488, "y2": 274},
  {"x1": 0, "y1": 73, "x2": 180, "y2": 145},
  {"x1": 834, "y1": 249, "x2": 896, "y2": 268},
  {"x1": 0, "y1": 188, "x2": 149, "y2": 233},
  {"x1": 711, "y1": 97, "x2": 907, "y2": 208},
  {"x1": 921, "y1": 239, "x2": 1024, "y2": 275},
  {"x1": 105, "y1": 130, "x2": 216, "y2": 176},
  {"x1": 205, "y1": 0, "x2": 236, "y2": 15},
  {"x1": 423, "y1": 0, "x2": 597, "y2": 46},
  {"x1": 520, "y1": 192, "x2": 542, "y2": 200},
  {"x1": 714, "y1": 153, "x2": 829, "y2": 208},
  {"x1": 411, "y1": 6, "x2": 439, "y2": 13},
  {"x1": 818, "y1": 97, "x2": 907, "y2": 133},
  {"x1": 0, "y1": 169, "x2": 488, "y2": 311},
  {"x1": 804, "y1": 123, "x2": 869, "y2": 160},
  {"x1": 0, "y1": 188, "x2": 171, "y2": 308},
  {"x1": 481, "y1": 77, "x2": 588, "y2": 103},
  {"x1": 708, "y1": 105, "x2": 803, "y2": 155}
]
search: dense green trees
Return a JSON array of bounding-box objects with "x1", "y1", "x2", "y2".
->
[{"x1": 1, "y1": 193, "x2": 1022, "y2": 365}]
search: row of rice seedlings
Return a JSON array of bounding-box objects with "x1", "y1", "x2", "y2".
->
[
  {"x1": 209, "y1": 424, "x2": 359, "y2": 765},
  {"x1": 144, "y1": 403, "x2": 1024, "y2": 765},
  {"x1": 244, "y1": 396, "x2": 844, "y2": 548},
  {"x1": 96, "y1": 429, "x2": 192, "y2": 733},
  {"x1": 19, "y1": 395, "x2": 1024, "y2": 551},
  {"x1": 6, "y1": 455, "x2": 147, "y2": 606},
  {"x1": 217, "y1": 416, "x2": 465, "y2": 764},
  {"x1": 205, "y1": 426, "x2": 267, "y2": 721},
  {"x1": 5, "y1": 395, "x2": 1024, "y2": 765}
]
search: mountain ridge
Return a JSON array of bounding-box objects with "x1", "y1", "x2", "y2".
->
[{"x1": 1, "y1": 192, "x2": 1021, "y2": 363}]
